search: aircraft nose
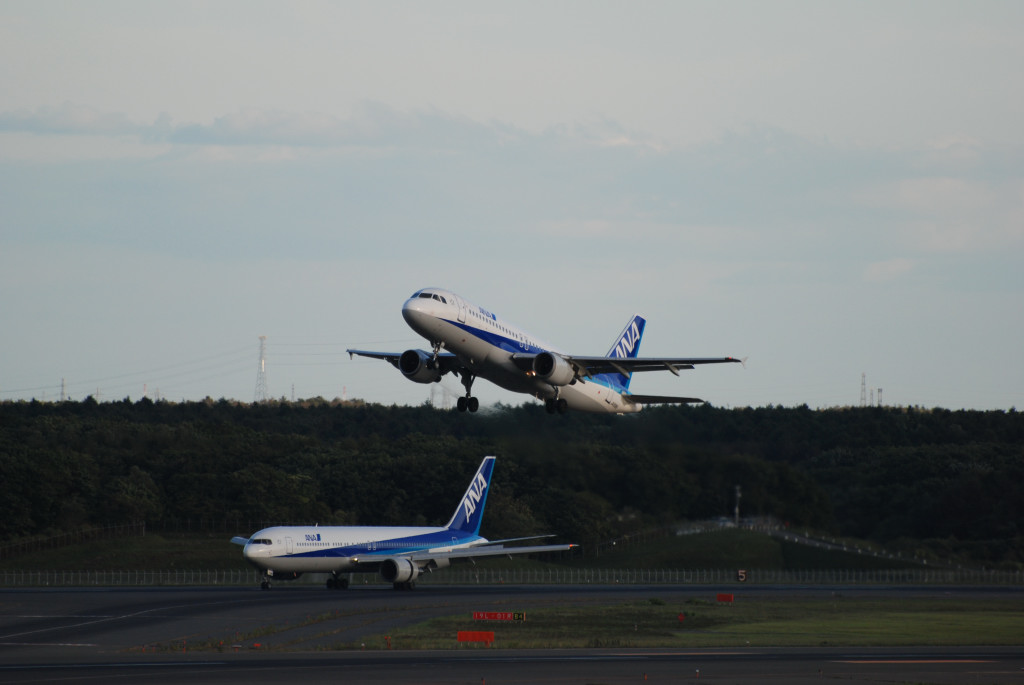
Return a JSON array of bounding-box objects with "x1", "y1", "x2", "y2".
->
[
  {"x1": 402, "y1": 297, "x2": 434, "y2": 332},
  {"x1": 243, "y1": 541, "x2": 266, "y2": 561},
  {"x1": 402, "y1": 295, "x2": 427, "y2": 315}
]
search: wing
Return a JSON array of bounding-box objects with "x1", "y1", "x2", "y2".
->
[
  {"x1": 346, "y1": 349, "x2": 464, "y2": 375},
  {"x1": 511, "y1": 353, "x2": 742, "y2": 379},
  {"x1": 569, "y1": 355, "x2": 743, "y2": 377},
  {"x1": 407, "y1": 542, "x2": 576, "y2": 564},
  {"x1": 623, "y1": 394, "x2": 706, "y2": 405},
  {"x1": 348, "y1": 542, "x2": 575, "y2": 573}
]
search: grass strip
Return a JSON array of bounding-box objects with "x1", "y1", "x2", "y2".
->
[{"x1": 344, "y1": 596, "x2": 1024, "y2": 650}]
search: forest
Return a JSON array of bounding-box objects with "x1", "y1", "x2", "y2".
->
[{"x1": 1, "y1": 397, "x2": 1021, "y2": 567}]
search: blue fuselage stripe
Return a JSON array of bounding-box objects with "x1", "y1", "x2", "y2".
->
[
  {"x1": 274, "y1": 530, "x2": 479, "y2": 561},
  {"x1": 447, "y1": 319, "x2": 630, "y2": 394}
]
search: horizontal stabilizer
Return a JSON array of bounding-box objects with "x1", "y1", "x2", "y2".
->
[
  {"x1": 230, "y1": 536, "x2": 250, "y2": 546},
  {"x1": 478, "y1": 534, "x2": 555, "y2": 546},
  {"x1": 625, "y1": 395, "x2": 705, "y2": 405}
]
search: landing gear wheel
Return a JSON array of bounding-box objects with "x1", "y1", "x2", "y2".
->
[
  {"x1": 261, "y1": 580, "x2": 271, "y2": 590},
  {"x1": 456, "y1": 371, "x2": 478, "y2": 413},
  {"x1": 393, "y1": 581, "x2": 416, "y2": 591},
  {"x1": 545, "y1": 398, "x2": 568, "y2": 414}
]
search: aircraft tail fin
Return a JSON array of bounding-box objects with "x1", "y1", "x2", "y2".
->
[
  {"x1": 444, "y1": 456, "x2": 496, "y2": 536},
  {"x1": 594, "y1": 314, "x2": 646, "y2": 392}
]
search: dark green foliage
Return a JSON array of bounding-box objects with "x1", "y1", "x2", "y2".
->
[{"x1": 0, "y1": 399, "x2": 1021, "y2": 565}]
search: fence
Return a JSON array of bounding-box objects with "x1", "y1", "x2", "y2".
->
[
  {"x1": 2, "y1": 567, "x2": 1021, "y2": 587},
  {"x1": 0, "y1": 569, "x2": 262, "y2": 587},
  {"x1": 418, "y1": 567, "x2": 1024, "y2": 586}
]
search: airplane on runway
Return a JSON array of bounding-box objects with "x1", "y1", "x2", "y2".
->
[
  {"x1": 347, "y1": 287, "x2": 742, "y2": 414},
  {"x1": 231, "y1": 456, "x2": 573, "y2": 590}
]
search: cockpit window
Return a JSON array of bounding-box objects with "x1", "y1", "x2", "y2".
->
[
  {"x1": 412, "y1": 290, "x2": 446, "y2": 304},
  {"x1": 251, "y1": 538, "x2": 272, "y2": 545}
]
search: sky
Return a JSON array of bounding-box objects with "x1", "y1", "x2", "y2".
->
[{"x1": 1, "y1": 1, "x2": 1022, "y2": 410}]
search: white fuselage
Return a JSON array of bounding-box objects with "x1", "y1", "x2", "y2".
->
[
  {"x1": 402, "y1": 290, "x2": 640, "y2": 413},
  {"x1": 243, "y1": 524, "x2": 481, "y2": 574}
]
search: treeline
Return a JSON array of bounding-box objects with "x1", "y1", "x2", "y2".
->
[{"x1": 1, "y1": 398, "x2": 1021, "y2": 565}]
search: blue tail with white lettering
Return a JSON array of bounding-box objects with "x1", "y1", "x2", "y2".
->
[
  {"x1": 594, "y1": 315, "x2": 646, "y2": 393},
  {"x1": 444, "y1": 456, "x2": 495, "y2": 536}
]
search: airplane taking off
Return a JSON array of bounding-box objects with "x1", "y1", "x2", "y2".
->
[
  {"x1": 348, "y1": 288, "x2": 742, "y2": 414},
  {"x1": 231, "y1": 456, "x2": 573, "y2": 590}
]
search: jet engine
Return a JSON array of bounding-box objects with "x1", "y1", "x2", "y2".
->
[
  {"x1": 532, "y1": 352, "x2": 576, "y2": 386},
  {"x1": 380, "y1": 557, "x2": 420, "y2": 584},
  {"x1": 399, "y1": 350, "x2": 443, "y2": 384}
]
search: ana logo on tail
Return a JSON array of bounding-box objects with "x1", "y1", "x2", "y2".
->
[
  {"x1": 612, "y1": 318, "x2": 645, "y2": 359},
  {"x1": 461, "y1": 471, "x2": 489, "y2": 520}
]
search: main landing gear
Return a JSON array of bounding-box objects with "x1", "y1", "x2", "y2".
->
[
  {"x1": 545, "y1": 397, "x2": 569, "y2": 414},
  {"x1": 456, "y1": 371, "x2": 479, "y2": 412},
  {"x1": 326, "y1": 574, "x2": 349, "y2": 590}
]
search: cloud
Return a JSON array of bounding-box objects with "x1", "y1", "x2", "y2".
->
[
  {"x1": 0, "y1": 102, "x2": 143, "y2": 136},
  {"x1": 3, "y1": 104, "x2": 1022, "y2": 277},
  {"x1": 0, "y1": 101, "x2": 664, "y2": 153},
  {"x1": 169, "y1": 108, "x2": 351, "y2": 147}
]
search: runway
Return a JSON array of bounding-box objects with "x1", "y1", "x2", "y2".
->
[{"x1": 1, "y1": 585, "x2": 1022, "y2": 683}]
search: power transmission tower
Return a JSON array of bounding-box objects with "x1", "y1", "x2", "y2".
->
[
  {"x1": 254, "y1": 336, "x2": 269, "y2": 403},
  {"x1": 860, "y1": 373, "x2": 867, "y2": 407}
]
